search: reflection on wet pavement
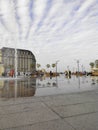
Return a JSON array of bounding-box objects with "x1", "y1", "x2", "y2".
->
[
  {"x1": 0, "y1": 78, "x2": 36, "y2": 98},
  {"x1": 0, "y1": 75, "x2": 98, "y2": 98}
]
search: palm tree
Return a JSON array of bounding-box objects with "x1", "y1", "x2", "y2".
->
[
  {"x1": 95, "y1": 60, "x2": 98, "y2": 68},
  {"x1": 36, "y1": 63, "x2": 41, "y2": 70},
  {"x1": 52, "y1": 63, "x2": 56, "y2": 72},
  {"x1": 46, "y1": 64, "x2": 50, "y2": 72},
  {"x1": 89, "y1": 62, "x2": 94, "y2": 72},
  {"x1": 89, "y1": 62, "x2": 94, "y2": 68}
]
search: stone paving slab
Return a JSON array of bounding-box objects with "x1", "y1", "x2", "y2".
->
[
  {"x1": 0, "y1": 97, "x2": 41, "y2": 107},
  {"x1": 64, "y1": 112, "x2": 98, "y2": 130},
  {"x1": 0, "y1": 102, "x2": 49, "y2": 115},
  {"x1": 49, "y1": 102, "x2": 98, "y2": 118},
  {"x1": 41, "y1": 94, "x2": 97, "y2": 107},
  {"x1": 0, "y1": 102, "x2": 59, "y2": 129},
  {"x1": 5, "y1": 119, "x2": 75, "y2": 130}
]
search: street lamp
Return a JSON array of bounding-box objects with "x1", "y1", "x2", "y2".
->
[
  {"x1": 81, "y1": 64, "x2": 84, "y2": 73},
  {"x1": 55, "y1": 60, "x2": 59, "y2": 76},
  {"x1": 74, "y1": 59, "x2": 80, "y2": 76},
  {"x1": 67, "y1": 65, "x2": 69, "y2": 71},
  {"x1": 77, "y1": 60, "x2": 79, "y2": 74}
]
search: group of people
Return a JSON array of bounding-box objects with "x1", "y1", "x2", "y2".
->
[{"x1": 65, "y1": 70, "x2": 71, "y2": 78}]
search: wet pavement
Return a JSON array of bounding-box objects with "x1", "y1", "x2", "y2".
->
[
  {"x1": 0, "y1": 75, "x2": 98, "y2": 98},
  {"x1": 0, "y1": 75, "x2": 98, "y2": 130}
]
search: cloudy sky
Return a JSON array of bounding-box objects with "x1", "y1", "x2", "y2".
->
[{"x1": 0, "y1": 0, "x2": 98, "y2": 72}]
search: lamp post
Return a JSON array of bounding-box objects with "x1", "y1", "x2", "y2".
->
[
  {"x1": 81, "y1": 64, "x2": 84, "y2": 73},
  {"x1": 67, "y1": 65, "x2": 69, "y2": 71},
  {"x1": 77, "y1": 60, "x2": 79, "y2": 73},
  {"x1": 77, "y1": 60, "x2": 80, "y2": 76},
  {"x1": 74, "y1": 59, "x2": 80, "y2": 76},
  {"x1": 55, "y1": 60, "x2": 59, "y2": 76}
]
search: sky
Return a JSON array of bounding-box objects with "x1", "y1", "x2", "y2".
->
[{"x1": 0, "y1": 0, "x2": 98, "y2": 72}]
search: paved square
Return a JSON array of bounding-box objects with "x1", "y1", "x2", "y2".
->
[{"x1": 0, "y1": 90, "x2": 98, "y2": 130}]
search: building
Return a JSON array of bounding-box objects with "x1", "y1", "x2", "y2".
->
[
  {"x1": 92, "y1": 60, "x2": 98, "y2": 76},
  {"x1": 0, "y1": 47, "x2": 36, "y2": 76},
  {"x1": 0, "y1": 50, "x2": 4, "y2": 76},
  {"x1": 95, "y1": 60, "x2": 98, "y2": 68}
]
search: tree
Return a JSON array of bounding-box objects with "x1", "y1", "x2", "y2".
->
[
  {"x1": 46, "y1": 64, "x2": 50, "y2": 72},
  {"x1": 52, "y1": 63, "x2": 56, "y2": 72},
  {"x1": 36, "y1": 63, "x2": 41, "y2": 70},
  {"x1": 30, "y1": 63, "x2": 35, "y2": 71},
  {"x1": 95, "y1": 60, "x2": 98, "y2": 68},
  {"x1": 89, "y1": 62, "x2": 94, "y2": 68}
]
